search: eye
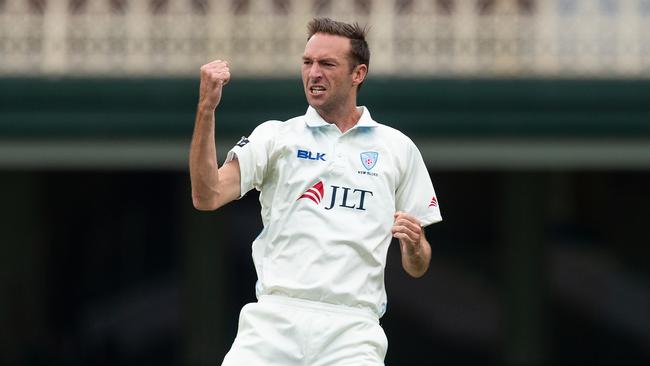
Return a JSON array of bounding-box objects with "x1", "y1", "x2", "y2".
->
[{"x1": 303, "y1": 60, "x2": 312, "y2": 65}]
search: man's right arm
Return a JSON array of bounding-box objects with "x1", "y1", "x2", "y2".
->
[{"x1": 189, "y1": 60, "x2": 241, "y2": 211}]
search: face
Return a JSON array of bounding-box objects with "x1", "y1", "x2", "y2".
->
[{"x1": 302, "y1": 33, "x2": 365, "y2": 113}]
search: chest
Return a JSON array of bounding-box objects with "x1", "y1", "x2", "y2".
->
[{"x1": 268, "y1": 127, "x2": 400, "y2": 212}]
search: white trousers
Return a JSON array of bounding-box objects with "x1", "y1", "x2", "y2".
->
[{"x1": 221, "y1": 295, "x2": 388, "y2": 366}]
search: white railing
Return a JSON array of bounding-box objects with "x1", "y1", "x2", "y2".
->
[{"x1": 1, "y1": 0, "x2": 650, "y2": 77}]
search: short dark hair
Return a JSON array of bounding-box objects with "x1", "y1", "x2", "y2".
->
[{"x1": 307, "y1": 17, "x2": 370, "y2": 89}]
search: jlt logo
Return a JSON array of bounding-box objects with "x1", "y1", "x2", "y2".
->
[
  {"x1": 298, "y1": 181, "x2": 373, "y2": 211},
  {"x1": 325, "y1": 185, "x2": 373, "y2": 211}
]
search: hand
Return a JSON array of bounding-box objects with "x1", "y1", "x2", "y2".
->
[
  {"x1": 391, "y1": 211, "x2": 422, "y2": 253},
  {"x1": 199, "y1": 60, "x2": 231, "y2": 110}
]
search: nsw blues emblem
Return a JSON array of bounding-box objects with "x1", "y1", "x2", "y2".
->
[{"x1": 360, "y1": 151, "x2": 379, "y2": 171}]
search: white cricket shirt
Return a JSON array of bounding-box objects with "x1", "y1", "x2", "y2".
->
[{"x1": 226, "y1": 106, "x2": 442, "y2": 317}]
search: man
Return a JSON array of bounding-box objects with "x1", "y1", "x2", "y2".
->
[{"x1": 190, "y1": 17, "x2": 442, "y2": 365}]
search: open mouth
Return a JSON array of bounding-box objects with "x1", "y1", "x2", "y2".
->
[{"x1": 309, "y1": 86, "x2": 326, "y2": 95}]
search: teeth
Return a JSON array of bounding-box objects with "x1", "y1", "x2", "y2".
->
[{"x1": 311, "y1": 87, "x2": 325, "y2": 94}]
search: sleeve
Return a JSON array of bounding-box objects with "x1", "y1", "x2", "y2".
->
[
  {"x1": 395, "y1": 139, "x2": 443, "y2": 227},
  {"x1": 224, "y1": 120, "x2": 279, "y2": 197}
]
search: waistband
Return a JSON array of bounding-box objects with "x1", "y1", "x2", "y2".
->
[{"x1": 258, "y1": 295, "x2": 378, "y2": 323}]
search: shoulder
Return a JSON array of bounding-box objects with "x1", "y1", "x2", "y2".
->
[
  {"x1": 246, "y1": 115, "x2": 308, "y2": 151},
  {"x1": 252, "y1": 119, "x2": 283, "y2": 134},
  {"x1": 253, "y1": 114, "x2": 304, "y2": 133},
  {"x1": 280, "y1": 114, "x2": 307, "y2": 131}
]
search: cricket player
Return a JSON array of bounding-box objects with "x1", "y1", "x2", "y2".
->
[{"x1": 189, "y1": 17, "x2": 442, "y2": 365}]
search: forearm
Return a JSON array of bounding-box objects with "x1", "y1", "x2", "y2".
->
[
  {"x1": 189, "y1": 104, "x2": 221, "y2": 210},
  {"x1": 400, "y1": 233, "x2": 431, "y2": 278}
]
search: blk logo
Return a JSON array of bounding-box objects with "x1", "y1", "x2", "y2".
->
[
  {"x1": 297, "y1": 149, "x2": 326, "y2": 161},
  {"x1": 298, "y1": 181, "x2": 373, "y2": 211}
]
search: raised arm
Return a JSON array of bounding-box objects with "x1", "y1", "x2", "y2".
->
[
  {"x1": 189, "y1": 60, "x2": 241, "y2": 211},
  {"x1": 392, "y1": 211, "x2": 432, "y2": 278}
]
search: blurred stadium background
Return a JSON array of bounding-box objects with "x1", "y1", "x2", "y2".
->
[{"x1": 1, "y1": 0, "x2": 649, "y2": 365}]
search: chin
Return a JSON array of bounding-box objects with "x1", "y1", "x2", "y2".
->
[{"x1": 306, "y1": 96, "x2": 324, "y2": 109}]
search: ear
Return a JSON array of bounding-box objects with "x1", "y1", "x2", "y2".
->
[{"x1": 351, "y1": 64, "x2": 368, "y2": 87}]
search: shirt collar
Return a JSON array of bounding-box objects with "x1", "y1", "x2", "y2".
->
[{"x1": 304, "y1": 106, "x2": 378, "y2": 128}]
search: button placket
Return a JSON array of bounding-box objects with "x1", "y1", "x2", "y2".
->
[
  {"x1": 330, "y1": 136, "x2": 345, "y2": 176},
  {"x1": 325, "y1": 129, "x2": 337, "y2": 174}
]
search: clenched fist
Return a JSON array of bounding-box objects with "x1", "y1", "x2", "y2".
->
[
  {"x1": 392, "y1": 211, "x2": 431, "y2": 277},
  {"x1": 392, "y1": 211, "x2": 422, "y2": 251},
  {"x1": 199, "y1": 60, "x2": 231, "y2": 110}
]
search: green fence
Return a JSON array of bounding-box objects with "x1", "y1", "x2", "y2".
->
[{"x1": 2, "y1": 78, "x2": 650, "y2": 139}]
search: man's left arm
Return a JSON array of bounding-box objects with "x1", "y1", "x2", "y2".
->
[{"x1": 392, "y1": 211, "x2": 431, "y2": 278}]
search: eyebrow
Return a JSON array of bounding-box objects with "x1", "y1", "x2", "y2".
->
[{"x1": 302, "y1": 56, "x2": 339, "y2": 64}]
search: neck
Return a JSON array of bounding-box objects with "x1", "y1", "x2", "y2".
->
[{"x1": 316, "y1": 102, "x2": 361, "y2": 134}]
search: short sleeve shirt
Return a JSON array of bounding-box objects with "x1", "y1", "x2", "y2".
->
[{"x1": 226, "y1": 106, "x2": 442, "y2": 317}]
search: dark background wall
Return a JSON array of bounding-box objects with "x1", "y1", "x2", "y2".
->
[{"x1": 1, "y1": 78, "x2": 649, "y2": 365}]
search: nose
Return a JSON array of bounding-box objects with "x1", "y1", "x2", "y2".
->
[{"x1": 308, "y1": 63, "x2": 322, "y2": 80}]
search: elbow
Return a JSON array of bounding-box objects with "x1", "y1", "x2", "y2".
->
[
  {"x1": 405, "y1": 267, "x2": 428, "y2": 278},
  {"x1": 403, "y1": 259, "x2": 429, "y2": 278},
  {"x1": 402, "y1": 253, "x2": 430, "y2": 278},
  {"x1": 192, "y1": 195, "x2": 220, "y2": 211}
]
